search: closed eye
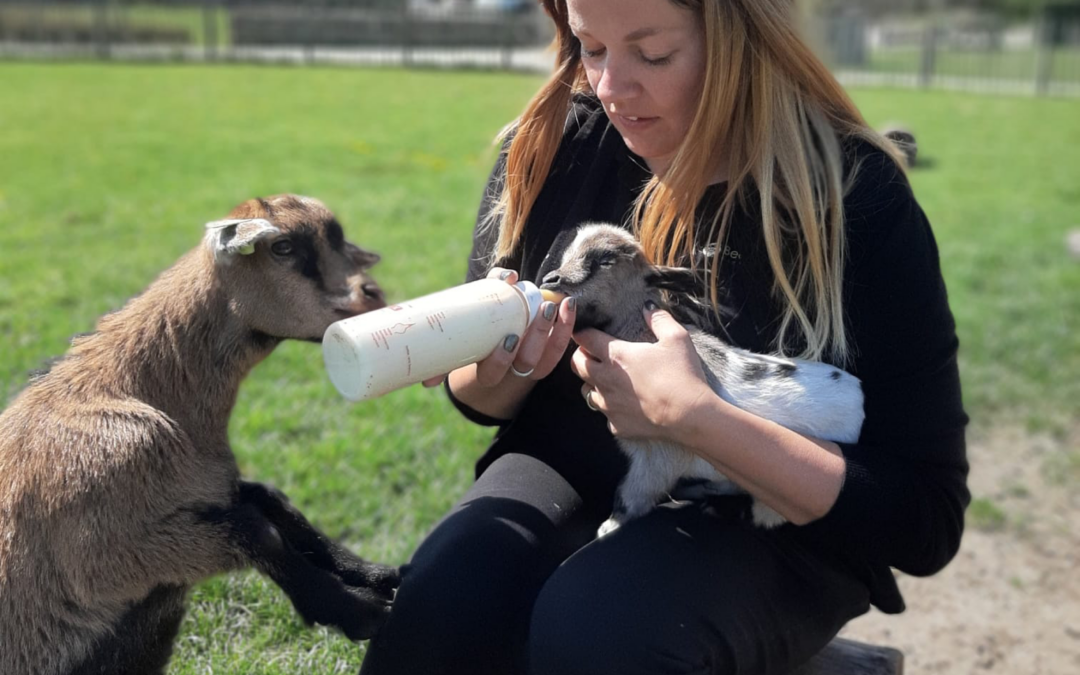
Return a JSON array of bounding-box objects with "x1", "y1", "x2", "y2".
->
[
  {"x1": 581, "y1": 45, "x2": 605, "y2": 60},
  {"x1": 271, "y1": 239, "x2": 295, "y2": 256},
  {"x1": 641, "y1": 51, "x2": 673, "y2": 66}
]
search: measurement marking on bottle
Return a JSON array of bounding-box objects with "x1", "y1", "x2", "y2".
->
[
  {"x1": 426, "y1": 311, "x2": 448, "y2": 332},
  {"x1": 371, "y1": 322, "x2": 415, "y2": 350}
]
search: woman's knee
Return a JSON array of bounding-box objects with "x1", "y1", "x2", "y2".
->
[{"x1": 528, "y1": 543, "x2": 712, "y2": 675}]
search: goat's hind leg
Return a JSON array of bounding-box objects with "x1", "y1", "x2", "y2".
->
[
  {"x1": 69, "y1": 585, "x2": 187, "y2": 675},
  {"x1": 238, "y1": 480, "x2": 400, "y2": 597}
]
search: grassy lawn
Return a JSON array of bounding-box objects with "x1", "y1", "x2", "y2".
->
[{"x1": 0, "y1": 63, "x2": 1077, "y2": 671}]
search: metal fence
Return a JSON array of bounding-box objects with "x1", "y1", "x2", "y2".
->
[
  {"x1": 810, "y1": 8, "x2": 1080, "y2": 97},
  {"x1": 1, "y1": 1, "x2": 1079, "y2": 97},
  {"x1": 0, "y1": 0, "x2": 556, "y2": 71}
]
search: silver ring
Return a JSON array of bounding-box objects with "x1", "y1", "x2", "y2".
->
[
  {"x1": 585, "y1": 389, "x2": 600, "y2": 411},
  {"x1": 510, "y1": 364, "x2": 534, "y2": 378}
]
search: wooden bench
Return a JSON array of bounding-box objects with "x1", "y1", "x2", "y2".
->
[{"x1": 791, "y1": 637, "x2": 903, "y2": 675}]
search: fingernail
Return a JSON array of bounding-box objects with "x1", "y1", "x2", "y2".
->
[
  {"x1": 503, "y1": 334, "x2": 519, "y2": 351},
  {"x1": 499, "y1": 270, "x2": 513, "y2": 280},
  {"x1": 567, "y1": 297, "x2": 577, "y2": 311},
  {"x1": 543, "y1": 301, "x2": 556, "y2": 321},
  {"x1": 644, "y1": 300, "x2": 657, "y2": 311}
]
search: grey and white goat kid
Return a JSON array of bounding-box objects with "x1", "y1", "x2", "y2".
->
[
  {"x1": 540, "y1": 223, "x2": 864, "y2": 538},
  {"x1": 0, "y1": 195, "x2": 398, "y2": 675}
]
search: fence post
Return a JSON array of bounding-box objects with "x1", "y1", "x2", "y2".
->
[
  {"x1": 1034, "y1": 11, "x2": 1054, "y2": 96},
  {"x1": 203, "y1": 0, "x2": 219, "y2": 63},
  {"x1": 401, "y1": 3, "x2": 413, "y2": 68},
  {"x1": 501, "y1": 9, "x2": 514, "y2": 70},
  {"x1": 919, "y1": 22, "x2": 937, "y2": 89},
  {"x1": 93, "y1": 0, "x2": 111, "y2": 60}
]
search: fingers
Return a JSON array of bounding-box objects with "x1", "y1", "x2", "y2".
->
[
  {"x1": 511, "y1": 300, "x2": 560, "y2": 376},
  {"x1": 580, "y1": 382, "x2": 618, "y2": 436},
  {"x1": 421, "y1": 374, "x2": 447, "y2": 388},
  {"x1": 643, "y1": 304, "x2": 688, "y2": 342},
  {"x1": 531, "y1": 297, "x2": 577, "y2": 377},
  {"x1": 475, "y1": 334, "x2": 522, "y2": 386},
  {"x1": 486, "y1": 267, "x2": 518, "y2": 284},
  {"x1": 579, "y1": 382, "x2": 606, "y2": 411},
  {"x1": 570, "y1": 345, "x2": 595, "y2": 384},
  {"x1": 572, "y1": 327, "x2": 616, "y2": 361}
]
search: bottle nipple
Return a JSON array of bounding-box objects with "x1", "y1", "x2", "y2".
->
[{"x1": 540, "y1": 289, "x2": 566, "y2": 304}]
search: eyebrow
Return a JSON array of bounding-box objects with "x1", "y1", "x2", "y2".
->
[{"x1": 572, "y1": 26, "x2": 666, "y2": 43}]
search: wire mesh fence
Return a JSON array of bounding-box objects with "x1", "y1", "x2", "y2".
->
[
  {"x1": 809, "y1": 7, "x2": 1080, "y2": 97},
  {"x1": 1, "y1": 1, "x2": 1078, "y2": 97},
  {"x1": 0, "y1": 0, "x2": 556, "y2": 71}
]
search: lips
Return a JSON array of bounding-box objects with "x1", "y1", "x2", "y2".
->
[{"x1": 615, "y1": 114, "x2": 659, "y2": 129}]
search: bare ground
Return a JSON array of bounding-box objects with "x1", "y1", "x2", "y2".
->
[{"x1": 839, "y1": 425, "x2": 1080, "y2": 674}]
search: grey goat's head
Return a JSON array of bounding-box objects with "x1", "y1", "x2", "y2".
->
[{"x1": 539, "y1": 223, "x2": 699, "y2": 332}]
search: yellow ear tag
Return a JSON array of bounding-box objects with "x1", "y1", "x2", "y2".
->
[{"x1": 237, "y1": 243, "x2": 255, "y2": 255}]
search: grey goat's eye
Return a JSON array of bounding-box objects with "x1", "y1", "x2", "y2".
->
[
  {"x1": 271, "y1": 240, "x2": 295, "y2": 256},
  {"x1": 599, "y1": 256, "x2": 617, "y2": 268}
]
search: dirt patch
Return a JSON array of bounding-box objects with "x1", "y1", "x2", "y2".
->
[{"x1": 839, "y1": 425, "x2": 1080, "y2": 674}]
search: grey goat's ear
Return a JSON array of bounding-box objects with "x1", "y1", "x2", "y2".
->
[
  {"x1": 204, "y1": 218, "x2": 282, "y2": 261},
  {"x1": 645, "y1": 265, "x2": 699, "y2": 295}
]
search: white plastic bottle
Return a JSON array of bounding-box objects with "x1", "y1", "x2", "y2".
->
[{"x1": 323, "y1": 279, "x2": 560, "y2": 402}]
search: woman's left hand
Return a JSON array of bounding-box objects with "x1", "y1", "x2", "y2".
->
[{"x1": 571, "y1": 304, "x2": 714, "y2": 441}]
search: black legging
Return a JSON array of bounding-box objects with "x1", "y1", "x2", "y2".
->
[{"x1": 359, "y1": 453, "x2": 871, "y2": 675}]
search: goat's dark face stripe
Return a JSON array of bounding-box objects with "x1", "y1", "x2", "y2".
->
[
  {"x1": 287, "y1": 224, "x2": 325, "y2": 290},
  {"x1": 325, "y1": 219, "x2": 345, "y2": 253}
]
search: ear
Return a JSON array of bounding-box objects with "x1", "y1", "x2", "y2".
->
[
  {"x1": 347, "y1": 243, "x2": 381, "y2": 269},
  {"x1": 204, "y1": 218, "x2": 281, "y2": 261},
  {"x1": 645, "y1": 265, "x2": 699, "y2": 295}
]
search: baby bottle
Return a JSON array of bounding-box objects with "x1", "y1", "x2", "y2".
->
[{"x1": 323, "y1": 278, "x2": 561, "y2": 402}]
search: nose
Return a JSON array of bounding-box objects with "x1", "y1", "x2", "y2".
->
[
  {"x1": 540, "y1": 272, "x2": 561, "y2": 289},
  {"x1": 593, "y1": 55, "x2": 639, "y2": 106},
  {"x1": 361, "y1": 282, "x2": 383, "y2": 301}
]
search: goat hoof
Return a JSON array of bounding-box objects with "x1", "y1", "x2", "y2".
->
[
  {"x1": 329, "y1": 557, "x2": 400, "y2": 597},
  {"x1": 597, "y1": 518, "x2": 622, "y2": 538},
  {"x1": 332, "y1": 587, "x2": 394, "y2": 642}
]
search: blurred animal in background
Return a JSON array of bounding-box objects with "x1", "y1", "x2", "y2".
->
[
  {"x1": 540, "y1": 223, "x2": 865, "y2": 537},
  {"x1": 881, "y1": 124, "x2": 919, "y2": 168},
  {"x1": 0, "y1": 195, "x2": 398, "y2": 675}
]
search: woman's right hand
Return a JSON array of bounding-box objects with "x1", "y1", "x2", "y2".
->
[
  {"x1": 473, "y1": 267, "x2": 577, "y2": 386},
  {"x1": 442, "y1": 267, "x2": 577, "y2": 420}
]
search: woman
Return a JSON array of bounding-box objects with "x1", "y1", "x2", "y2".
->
[{"x1": 361, "y1": 1, "x2": 968, "y2": 673}]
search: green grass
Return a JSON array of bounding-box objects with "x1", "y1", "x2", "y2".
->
[
  {"x1": 851, "y1": 88, "x2": 1080, "y2": 431},
  {"x1": 967, "y1": 497, "x2": 1008, "y2": 532},
  {"x1": 0, "y1": 63, "x2": 1078, "y2": 671}
]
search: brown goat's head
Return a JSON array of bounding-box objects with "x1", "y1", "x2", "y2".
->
[
  {"x1": 539, "y1": 223, "x2": 697, "y2": 332},
  {"x1": 204, "y1": 195, "x2": 384, "y2": 342}
]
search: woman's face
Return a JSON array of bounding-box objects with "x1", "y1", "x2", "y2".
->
[{"x1": 567, "y1": 0, "x2": 706, "y2": 177}]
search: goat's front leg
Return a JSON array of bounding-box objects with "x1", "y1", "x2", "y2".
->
[
  {"x1": 238, "y1": 480, "x2": 400, "y2": 597},
  {"x1": 599, "y1": 442, "x2": 691, "y2": 538},
  {"x1": 201, "y1": 500, "x2": 391, "y2": 641}
]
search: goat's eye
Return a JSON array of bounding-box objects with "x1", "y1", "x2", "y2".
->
[
  {"x1": 271, "y1": 240, "x2": 295, "y2": 256},
  {"x1": 599, "y1": 256, "x2": 617, "y2": 268}
]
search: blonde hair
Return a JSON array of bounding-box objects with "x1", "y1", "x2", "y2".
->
[{"x1": 489, "y1": 0, "x2": 903, "y2": 364}]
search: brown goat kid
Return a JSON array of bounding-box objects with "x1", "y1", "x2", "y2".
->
[{"x1": 0, "y1": 195, "x2": 399, "y2": 675}]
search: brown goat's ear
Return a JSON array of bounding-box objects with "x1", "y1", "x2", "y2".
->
[
  {"x1": 645, "y1": 265, "x2": 699, "y2": 295},
  {"x1": 204, "y1": 218, "x2": 282, "y2": 261}
]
